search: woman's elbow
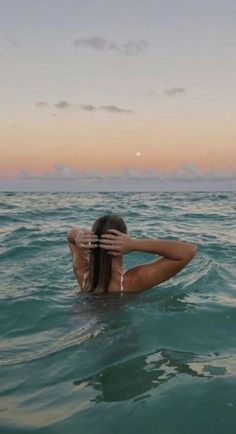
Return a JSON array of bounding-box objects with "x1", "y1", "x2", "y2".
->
[
  {"x1": 186, "y1": 243, "x2": 198, "y2": 260},
  {"x1": 67, "y1": 228, "x2": 75, "y2": 243}
]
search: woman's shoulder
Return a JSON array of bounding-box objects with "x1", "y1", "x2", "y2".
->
[
  {"x1": 107, "y1": 268, "x2": 141, "y2": 294},
  {"x1": 116, "y1": 260, "x2": 162, "y2": 293},
  {"x1": 121, "y1": 267, "x2": 145, "y2": 293}
]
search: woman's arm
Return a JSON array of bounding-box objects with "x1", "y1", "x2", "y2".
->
[
  {"x1": 100, "y1": 229, "x2": 197, "y2": 260},
  {"x1": 100, "y1": 230, "x2": 197, "y2": 291},
  {"x1": 67, "y1": 227, "x2": 89, "y2": 245},
  {"x1": 130, "y1": 239, "x2": 197, "y2": 290},
  {"x1": 67, "y1": 228, "x2": 81, "y2": 244},
  {"x1": 131, "y1": 238, "x2": 197, "y2": 260},
  {"x1": 67, "y1": 228, "x2": 98, "y2": 285},
  {"x1": 67, "y1": 228, "x2": 98, "y2": 248},
  {"x1": 67, "y1": 228, "x2": 89, "y2": 282}
]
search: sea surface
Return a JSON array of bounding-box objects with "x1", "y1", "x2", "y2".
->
[{"x1": 0, "y1": 191, "x2": 236, "y2": 434}]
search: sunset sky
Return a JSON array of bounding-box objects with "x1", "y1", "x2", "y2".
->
[{"x1": 1, "y1": 0, "x2": 236, "y2": 191}]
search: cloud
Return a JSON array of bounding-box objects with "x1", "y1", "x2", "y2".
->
[
  {"x1": 74, "y1": 36, "x2": 107, "y2": 51},
  {"x1": 160, "y1": 164, "x2": 236, "y2": 182},
  {"x1": 54, "y1": 100, "x2": 71, "y2": 109},
  {"x1": 73, "y1": 36, "x2": 148, "y2": 55},
  {"x1": 35, "y1": 101, "x2": 133, "y2": 113},
  {"x1": 3, "y1": 163, "x2": 235, "y2": 192},
  {"x1": 100, "y1": 105, "x2": 132, "y2": 114},
  {"x1": 35, "y1": 101, "x2": 49, "y2": 107},
  {"x1": 79, "y1": 104, "x2": 132, "y2": 113},
  {"x1": 165, "y1": 87, "x2": 187, "y2": 97},
  {"x1": 18, "y1": 163, "x2": 236, "y2": 183},
  {"x1": 80, "y1": 104, "x2": 97, "y2": 112},
  {"x1": 147, "y1": 88, "x2": 187, "y2": 99},
  {"x1": 18, "y1": 164, "x2": 104, "y2": 180}
]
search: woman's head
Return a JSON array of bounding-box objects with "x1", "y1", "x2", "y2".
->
[
  {"x1": 88, "y1": 213, "x2": 127, "y2": 294},
  {"x1": 92, "y1": 213, "x2": 127, "y2": 238}
]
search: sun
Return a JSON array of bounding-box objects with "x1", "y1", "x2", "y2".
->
[{"x1": 136, "y1": 151, "x2": 141, "y2": 157}]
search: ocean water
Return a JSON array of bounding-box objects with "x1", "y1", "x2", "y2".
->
[{"x1": 0, "y1": 191, "x2": 236, "y2": 434}]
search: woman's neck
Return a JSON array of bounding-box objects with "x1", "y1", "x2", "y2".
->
[{"x1": 111, "y1": 256, "x2": 123, "y2": 273}]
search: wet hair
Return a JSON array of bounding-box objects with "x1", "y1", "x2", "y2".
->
[{"x1": 87, "y1": 213, "x2": 127, "y2": 294}]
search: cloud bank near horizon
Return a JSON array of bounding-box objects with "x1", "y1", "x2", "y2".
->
[
  {"x1": 0, "y1": 163, "x2": 236, "y2": 193},
  {"x1": 1, "y1": 162, "x2": 235, "y2": 192},
  {"x1": 17, "y1": 163, "x2": 236, "y2": 183}
]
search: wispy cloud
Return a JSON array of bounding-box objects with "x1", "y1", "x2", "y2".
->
[
  {"x1": 165, "y1": 87, "x2": 186, "y2": 97},
  {"x1": 19, "y1": 164, "x2": 103, "y2": 180},
  {"x1": 35, "y1": 101, "x2": 49, "y2": 107},
  {"x1": 54, "y1": 100, "x2": 71, "y2": 109},
  {"x1": 18, "y1": 163, "x2": 236, "y2": 183},
  {"x1": 100, "y1": 105, "x2": 132, "y2": 113},
  {"x1": 73, "y1": 36, "x2": 148, "y2": 55},
  {"x1": 35, "y1": 100, "x2": 133, "y2": 113},
  {"x1": 147, "y1": 88, "x2": 187, "y2": 99},
  {"x1": 80, "y1": 104, "x2": 97, "y2": 112}
]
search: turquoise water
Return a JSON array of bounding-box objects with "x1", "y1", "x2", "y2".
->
[{"x1": 1, "y1": 191, "x2": 236, "y2": 434}]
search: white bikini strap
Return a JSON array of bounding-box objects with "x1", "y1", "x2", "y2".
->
[
  {"x1": 82, "y1": 270, "x2": 88, "y2": 290},
  {"x1": 120, "y1": 272, "x2": 125, "y2": 294}
]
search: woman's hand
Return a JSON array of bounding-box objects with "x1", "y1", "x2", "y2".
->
[
  {"x1": 99, "y1": 229, "x2": 134, "y2": 256},
  {"x1": 75, "y1": 230, "x2": 98, "y2": 250}
]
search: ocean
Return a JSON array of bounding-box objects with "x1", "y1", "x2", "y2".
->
[{"x1": 0, "y1": 191, "x2": 236, "y2": 434}]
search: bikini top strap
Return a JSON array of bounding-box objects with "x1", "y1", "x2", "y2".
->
[
  {"x1": 82, "y1": 270, "x2": 89, "y2": 290},
  {"x1": 120, "y1": 270, "x2": 126, "y2": 294}
]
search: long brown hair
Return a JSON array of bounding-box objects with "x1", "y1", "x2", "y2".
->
[{"x1": 87, "y1": 213, "x2": 127, "y2": 294}]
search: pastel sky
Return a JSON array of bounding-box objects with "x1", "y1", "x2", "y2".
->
[{"x1": 0, "y1": 0, "x2": 236, "y2": 191}]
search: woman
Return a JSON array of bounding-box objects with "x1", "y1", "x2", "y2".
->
[{"x1": 67, "y1": 213, "x2": 197, "y2": 294}]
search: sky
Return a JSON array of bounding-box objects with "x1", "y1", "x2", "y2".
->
[{"x1": 0, "y1": 0, "x2": 236, "y2": 191}]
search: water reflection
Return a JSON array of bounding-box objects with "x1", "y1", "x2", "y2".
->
[
  {"x1": 140, "y1": 289, "x2": 196, "y2": 312},
  {"x1": 69, "y1": 293, "x2": 132, "y2": 332},
  {"x1": 74, "y1": 349, "x2": 227, "y2": 403}
]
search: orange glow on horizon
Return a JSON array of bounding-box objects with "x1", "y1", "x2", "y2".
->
[{"x1": 1, "y1": 114, "x2": 236, "y2": 176}]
